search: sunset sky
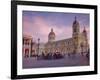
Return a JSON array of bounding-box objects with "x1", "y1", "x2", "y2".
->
[{"x1": 22, "y1": 11, "x2": 90, "y2": 43}]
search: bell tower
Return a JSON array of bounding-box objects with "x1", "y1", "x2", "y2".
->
[
  {"x1": 82, "y1": 26, "x2": 89, "y2": 53},
  {"x1": 72, "y1": 16, "x2": 80, "y2": 38},
  {"x1": 72, "y1": 17, "x2": 80, "y2": 54}
]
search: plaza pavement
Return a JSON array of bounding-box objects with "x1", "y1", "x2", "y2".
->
[{"x1": 23, "y1": 53, "x2": 89, "y2": 69}]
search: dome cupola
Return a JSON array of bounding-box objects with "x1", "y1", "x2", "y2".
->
[
  {"x1": 48, "y1": 28, "x2": 55, "y2": 42},
  {"x1": 49, "y1": 28, "x2": 55, "y2": 36}
]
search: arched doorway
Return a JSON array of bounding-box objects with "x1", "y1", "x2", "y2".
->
[{"x1": 25, "y1": 48, "x2": 29, "y2": 57}]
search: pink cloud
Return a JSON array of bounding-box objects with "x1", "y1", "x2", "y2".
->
[
  {"x1": 23, "y1": 16, "x2": 90, "y2": 43},
  {"x1": 23, "y1": 16, "x2": 51, "y2": 43},
  {"x1": 52, "y1": 25, "x2": 72, "y2": 41}
]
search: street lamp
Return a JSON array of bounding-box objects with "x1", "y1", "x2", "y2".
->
[
  {"x1": 81, "y1": 43, "x2": 83, "y2": 56},
  {"x1": 37, "y1": 38, "x2": 40, "y2": 56}
]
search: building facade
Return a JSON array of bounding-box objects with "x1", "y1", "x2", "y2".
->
[
  {"x1": 23, "y1": 35, "x2": 37, "y2": 57},
  {"x1": 45, "y1": 17, "x2": 89, "y2": 55}
]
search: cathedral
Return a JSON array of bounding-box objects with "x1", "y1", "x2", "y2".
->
[
  {"x1": 44, "y1": 17, "x2": 89, "y2": 55},
  {"x1": 23, "y1": 17, "x2": 89, "y2": 57}
]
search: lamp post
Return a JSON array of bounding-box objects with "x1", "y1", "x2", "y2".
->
[
  {"x1": 37, "y1": 38, "x2": 40, "y2": 56},
  {"x1": 81, "y1": 43, "x2": 83, "y2": 56}
]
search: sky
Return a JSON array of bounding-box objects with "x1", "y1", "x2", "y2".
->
[{"x1": 22, "y1": 11, "x2": 90, "y2": 43}]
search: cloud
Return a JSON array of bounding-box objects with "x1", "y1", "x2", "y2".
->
[
  {"x1": 23, "y1": 16, "x2": 51, "y2": 42},
  {"x1": 53, "y1": 25, "x2": 72, "y2": 41},
  {"x1": 23, "y1": 16, "x2": 90, "y2": 43}
]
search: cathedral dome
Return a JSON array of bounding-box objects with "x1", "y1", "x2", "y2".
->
[
  {"x1": 48, "y1": 28, "x2": 55, "y2": 36},
  {"x1": 48, "y1": 28, "x2": 55, "y2": 42}
]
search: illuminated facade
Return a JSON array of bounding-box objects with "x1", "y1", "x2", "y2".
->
[{"x1": 45, "y1": 17, "x2": 89, "y2": 55}]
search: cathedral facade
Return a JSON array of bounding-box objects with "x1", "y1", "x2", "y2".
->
[{"x1": 44, "y1": 17, "x2": 89, "y2": 55}]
